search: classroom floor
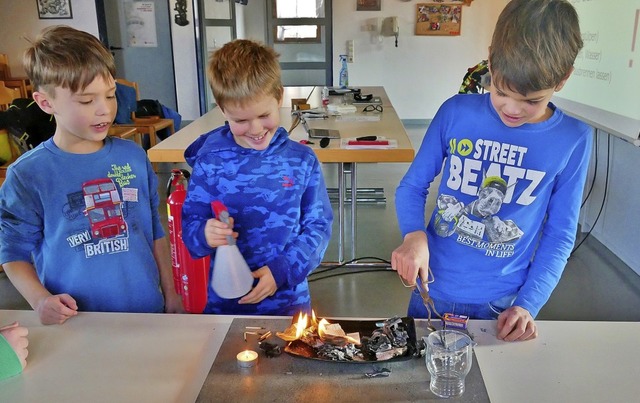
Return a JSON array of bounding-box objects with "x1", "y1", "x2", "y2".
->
[{"x1": 2, "y1": 123, "x2": 639, "y2": 321}]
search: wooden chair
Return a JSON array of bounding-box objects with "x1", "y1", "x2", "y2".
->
[
  {"x1": 114, "y1": 79, "x2": 175, "y2": 171},
  {"x1": 114, "y1": 78, "x2": 175, "y2": 150},
  {"x1": 108, "y1": 126, "x2": 140, "y2": 144},
  {"x1": 1, "y1": 128, "x2": 20, "y2": 187},
  {"x1": 0, "y1": 53, "x2": 32, "y2": 98},
  {"x1": 1, "y1": 83, "x2": 26, "y2": 188},
  {"x1": 0, "y1": 81, "x2": 21, "y2": 111}
]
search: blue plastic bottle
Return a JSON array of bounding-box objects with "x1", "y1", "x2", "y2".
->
[{"x1": 339, "y1": 55, "x2": 349, "y2": 88}]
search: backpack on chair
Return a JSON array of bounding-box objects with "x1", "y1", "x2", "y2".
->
[
  {"x1": 136, "y1": 99, "x2": 164, "y2": 118},
  {"x1": 0, "y1": 98, "x2": 55, "y2": 155}
]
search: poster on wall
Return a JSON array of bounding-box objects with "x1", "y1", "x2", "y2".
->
[
  {"x1": 125, "y1": 1, "x2": 158, "y2": 47},
  {"x1": 415, "y1": 3, "x2": 462, "y2": 36}
]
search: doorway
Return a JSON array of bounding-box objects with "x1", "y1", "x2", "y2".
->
[
  {"x1": 194, "y1": 0, "x2": 333, "y2": 113},
  {"x1": 95, "y1": 0, "x2": 177, "y2": 110},
  {"x1": 266, "y1": 0, "x2": 333, "y2": 87}
]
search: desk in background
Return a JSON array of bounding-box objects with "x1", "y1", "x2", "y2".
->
[
  {"x1": 147, "y1": 86, "x2": 414, "y2": 263},
  {"x1": 1, "y1": 309, "x2": 638, "y2": 403}
]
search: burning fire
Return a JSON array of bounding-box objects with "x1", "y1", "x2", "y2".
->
[
  {"x1": 276, "y1": 313, "x2": 411, "y2": 362},
  {"x1": 277, "y1": 310, "x2": 361, "y2": 347}
]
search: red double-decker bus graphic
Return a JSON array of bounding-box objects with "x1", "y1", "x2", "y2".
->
[{"x1": 82, "y1": 178, "x2": 127, "y2": 240}]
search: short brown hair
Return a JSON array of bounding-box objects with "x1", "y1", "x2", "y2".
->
[
  {"x1": 207, "y1": 39, "x2": 283, "y2": 110},
  {"x1": 23, "y1": 25, "x2": 115, "y2": 95},
  {"x1": 489, "y1": 0, "x2": 583, "y2": 95}
]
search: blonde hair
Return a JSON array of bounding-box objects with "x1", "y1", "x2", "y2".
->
[
  {"x1": 489, "y1": 0, "x2": 583, "y2": 95},
  {"x1": 23, "y1": 25, "x2": 115, "y2": 95},
  {"x1": 207, "y1": 39, "x2": 283, "y2": 110}
]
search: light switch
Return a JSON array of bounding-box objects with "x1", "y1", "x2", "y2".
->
[{"x1": 347, "y1": 39, "x2": 354, "y2": 63}]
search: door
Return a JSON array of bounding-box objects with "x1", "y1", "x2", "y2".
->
[
  {"x1": 96, "y1": 0, "x2": 177, "y2": 110},
  {"x1": 196, "y1": 0, "x2": 238, "y2": 112}
]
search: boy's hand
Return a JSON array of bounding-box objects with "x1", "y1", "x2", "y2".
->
[
  {"x1": 391, "y1": 231, "x2": 430, "y2": 286},
  {"x1": 496, "y1": 306, "x2": 538, "y2": 341},
  {"x1": 204, "y1": 217, "x2": 238, "y2": 248},
  {"x1": 35, "y1": 294, "x2": 78, "y2": 325},
  {"x1": 0, "y1": 322, "x2": 29, "y2": 369},
  {"x1": 238, "y1": 266, "x2": 276, "y2": 304},
  {"x1": 164, "y1": 291, "x2": 186, "y2": 314}
]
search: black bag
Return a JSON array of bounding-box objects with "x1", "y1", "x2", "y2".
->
[
  {"x1": 135, "y1": 99, "x2": 164, "y2": 118},
  {"x1": 459, "y1": 60, "x2": 490, "y2": 94},
  {"x1": 0, "y1": 98, "x2": 56, "y2": 154}
]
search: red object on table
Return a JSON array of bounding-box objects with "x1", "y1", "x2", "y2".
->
[{"x1": 347, "y1": 140, "x2": 390, "y2": 146}]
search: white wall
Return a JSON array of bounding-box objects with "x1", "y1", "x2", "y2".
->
[
  {"x1": 332, "y1": 0, "x2": 508, "y2": 120},
  {"x1": 0, "y1": 0, "x2": 99, "y2": 76},
  {"x1": 582, "y1": 132, "x2": 640, "y2": 275}
]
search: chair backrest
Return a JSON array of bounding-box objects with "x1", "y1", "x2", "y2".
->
[
  {"x1": 0, "y1": 54, "x2": 10, "y2": 80},
  {"x1": 115, "y1": 78, "x2": 140, "y2": 100},
  {"x1": 0, "y1": 81, "x2": 21, "y2": 110}
]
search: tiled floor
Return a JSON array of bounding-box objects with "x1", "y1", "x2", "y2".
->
[{"x1": 2, "y1": 123, "x2": 640, "y2": 322}]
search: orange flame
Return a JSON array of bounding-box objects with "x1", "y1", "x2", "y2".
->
[
  {"x1": 276, "y1": 309, "x2": 360, "y2": 346},
  {"x1": 294, "y1": 313, "x2": 308, "y2": 339},
  {"x1": 317, "y1": 318, "x2": 330, "y2": 338}
]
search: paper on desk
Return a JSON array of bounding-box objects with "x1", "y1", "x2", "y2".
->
[
  {"x1": 341, "y1": 137, "x2": 398, "y2": 149},
  {"x1": 335, "y1": 115, "x2": 381, "y2": 122},
  {"x1": 327, "y1": 104, "x2": 357, "y2": 115}
]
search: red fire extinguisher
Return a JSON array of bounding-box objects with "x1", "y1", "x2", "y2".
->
[{"x1": 167, "y1": 169, "x2": 210, "y2": 313}]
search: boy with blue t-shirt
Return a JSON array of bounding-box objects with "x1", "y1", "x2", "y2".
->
[
  {"x1": 181, "y1": 39, "x2": 333, "y2": 315},
  {"x1": 0, "y1": 26, "x2": 183, "y2": 325},
  {"x1": 392, "y1": 0, "x2": 592, "y2": 341}
]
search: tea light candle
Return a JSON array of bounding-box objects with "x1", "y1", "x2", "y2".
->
[{"x1": 237, "y1": 350, "x2": 258, "y2": 368}]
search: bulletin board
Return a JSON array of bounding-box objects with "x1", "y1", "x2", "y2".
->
[{"x1": 415, "y1": 3, "x2": 462, "y2": 36}]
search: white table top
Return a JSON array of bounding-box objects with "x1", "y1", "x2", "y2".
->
[
  {"x1": 1, "y1": 309, "x2": 638, "y2": 403},
  {"x1": 0, "y1": 310, "x2": 233, "y2": 403},
  {"x1": 471, "y1": 320, "x2": 640, "y2": 403},
  {"x1": 147, "y1": 86, "x2": 414, "y2": 164}
]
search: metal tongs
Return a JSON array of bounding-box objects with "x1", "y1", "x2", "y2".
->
[{"x1": 401, "y1": 267, "x2": 441, "y2": 332}]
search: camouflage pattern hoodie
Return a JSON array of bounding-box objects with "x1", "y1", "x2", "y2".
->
[{"x1": 181, "y1": 124, "x2": 333, "y2": 315}]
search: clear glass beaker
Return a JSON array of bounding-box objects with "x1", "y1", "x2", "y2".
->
[{"x1": 424, "y1": 329, "x2": 474, "y2": 398}]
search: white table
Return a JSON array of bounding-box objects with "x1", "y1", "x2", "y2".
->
[
  {"x1": 471, "y1": 320, "x2": 640, "y2": 403},
  {"x1": 0, "y1": 310, "x2": 230, "y2": 403},
  {"x1": 2, "y1": 309, "x2": 638, "y2": 403}
]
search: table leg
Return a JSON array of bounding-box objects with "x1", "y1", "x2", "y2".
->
[
  {"x1": 337, "y1": 162, "x2": 345, "y2": 263},
  {"x1": 318, "y1": 163, "x2": 390, "y2": 270},
  {"x1": 350, "y1": 163, "x2": 357, "y2": 260}
]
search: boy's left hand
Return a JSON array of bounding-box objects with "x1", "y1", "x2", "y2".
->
[
  {"x1": 164, "y1": 292, "x2": 186, "y2": 314},
  {"x1": 238, "y1": 266, "x2": 277, "y2": 304},
  {"x1": 496, "y1": 306, "x2": 538, "y2": 341}
]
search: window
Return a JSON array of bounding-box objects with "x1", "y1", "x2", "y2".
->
[{"x1": 273, "y1": 0, "x2": 324, "y2": 43}]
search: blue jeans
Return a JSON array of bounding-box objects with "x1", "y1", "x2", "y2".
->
[{"x1": 407, "y1": 290, "x2": 517, "y2": 320}]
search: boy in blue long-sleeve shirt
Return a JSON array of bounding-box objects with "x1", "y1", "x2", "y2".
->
[
  {"x1": 181, "y1": 39, "x2": 333, "y2": 315},
  {"x1": 392, "y1": 0, "x2": 592, "y2": 341},
  {"x1": 0, "y1": 26, "x2": 183, "y2": 325}
]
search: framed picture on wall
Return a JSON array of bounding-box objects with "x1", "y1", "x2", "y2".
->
[
  {"x1": 356, "y1": 0, "x2": 381, "y2": 12},
  {"x1": 37, "y1": 0, "x2": 73, "y2": 19},
  {"x1": 416, "y1": 3, "x2": 462, "y2": 36}
]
